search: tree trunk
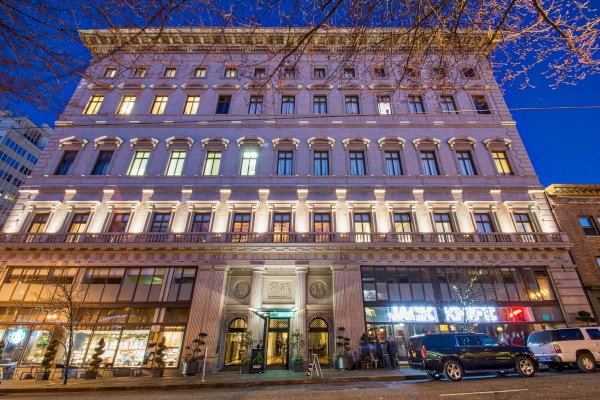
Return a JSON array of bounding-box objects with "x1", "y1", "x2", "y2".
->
[{"x1": 63, "y1": 330, "x2": 74, "y2": 385}]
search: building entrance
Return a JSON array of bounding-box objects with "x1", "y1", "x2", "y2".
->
[{"x1": 266, "y1": 318, "x2": 289, "y2": 368}]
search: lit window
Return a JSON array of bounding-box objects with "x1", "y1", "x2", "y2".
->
[
  {"x1": 349, "y1": 151, "x2": 366, "y2": 176},
  {"x1": 194, "y1": 67, "x2": 206, "y2": 78},
  {"x1": 273, "y1": 213, "x2": 291, "y2": 243},
  {"x1": 314, "y1": 213, "x2": 331, "y2": 242},
  {"x1": 345, "y1": 95, "x2": 360, "y2": 114},
  {"x1": 55, "y1": 151, "x2": 78, "y2": 175},
  {"x1": 354, "y1": 213, "x2": 372, "y2": 243},
  {"x1": 108, "y1": 213, "x2": 130, "y2": 233},
  {"x1": 164, "y1": 68, "x2": 177, "y2": 78},
  {"x1": 473, "y1": 95, "x2": 491, "y2": 114},
  {"x1": 579, "y1": 217, "x2": 599, "y2": 236},
  {"x1": 343, "y1": 68, "x2": 356, "y2": 78},
  {"x1": 203, "y1": 151, "x2": 222, "y2": 176},
  {"x1": 434, "y1": 213, "x2": 454, "y2": 233},
  {"x1": 84, "y1": 95, "x2": 104, "y2": 115},
  {"x1": 133, "y1": 68, "x2": 146, "y2": 78},
  {"x1": 514, "y1": 213, "x2": 534, "y2": 233},
  {"x1": 277, "y1": 151, "x2": 293, "y2": 176},
  {"x1": 420, "y1": 151, "x2": 439, "y2": 175},
  {"x1": 150, "y1": 95, "x2": 168, "y2": 115},
  {"x1": 385, "y1": 151, "x2": 402, "y2": 175},
  {"x1": 28, "y1": 213, "x2": 49, "y2": 233},
  {"x1": 281, "y1": 96, "x2": 295, "y2": 114},
  {"x1": 492, "y1": 151, "x2": 512, "y2": 175},
  {"x1": 117, "y1": 95, "x2": 136, "y2": 115},
  {"x1": 240, "y1": 149, "x2": 258, "y2": 176},
  {"x1": 216, "y1": 95, "x2": 232, "y2": 114},
  {"x1": 474, "y1": 213, "x2": 495, "y2": 233},
  {"x1": 374, "y1": 67, "x2": 386, "y2": 78},
  {"x1": 408, "y1": 95, "x2": 425, "y2": 113},
  {"x1": 224, "y1": 67, "x2": 236, "y2": 78},
  {"x1": 69, "y1": 213, "x2": 90, "y2": 233},
  {"x1": 314, "y1": 68, "x2": 326, "y2": 78},
  {"x1": 151, "y1": 213, "x2": 171, "y2": 233},
  {"x1": 394, "y1": 213, "x2": 412, "y2": 232},
  {"x1": 183, "y1": 95, "x2": 201, "y2": 115},
  {"x1": 457, "y1": 151, "x2": 476, "y2": 175},
  {"x1": 313, "y1": 96, "x2": 327, "y2": 114},
  {"x1": 165, "y1": 150, "x2": 186, "y2": 176},
  {"x1": 254, "y1": 68, "x2": 266, "y2": 78},
  {"x1": 463, "y1": 68, "x2": 476, "y2": 78},
  {"x1": 440, "y1": 96, "x2": 457, "y2": 114},
  {"x1": 283, "y1": 67, "x2": 296, "y2": 78},
  {"x1": 377, "y1": 96, "x2": 392, "y2": 115},
  {"x1": 248, "y1": 96, "x2": 264, "y2": 114},
  {"x1": 91, "y1": 151, "x2": 114, "y2": 175},
  {"x1": 314, "y1": 151, "x2": 329, "y2": 176},
  {"x1": 128, "y1": 150, "x2": 150, "y2": 176},
  {"x1": 104, "y1": 68, "x2": 116, "y2": 78},
  {"x1": 192, "y1": 213, "x2": 211, "y2": 232},
  {"x1": 231, "y1": 213, "x2": 251, "y2": 242}
]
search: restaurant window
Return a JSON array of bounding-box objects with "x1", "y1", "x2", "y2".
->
[
  {"x1": 377, "y1": 96, "x2": 392, "y2": 115},
  {"x1": 385, "y1": 151, "x2": 402, "y2": 175},
  {"x1": 281, "y1": 95, "x2": 295, "y2": 114},
  {"x1": 309, "y1": 318, "x2": 329, "y2": 366},
  {"x1": 345, "y1": 95, "x2": 360, "y2": 114},
  {"x1": 88, "y1": 330, "x2": 120, "y2": 364},
  {"x1": 273, "y1": 213, "x2": 291, "y2": 243},
  {"x1": 21, "y1": 330, "x2": 51, "y2": 365},
  {"x1": 91, "y1": 150, "x2": 114, "y2": 175},
  {"x1": 277, "y1": 151, "x2": 293, "y2": 176},
  {"x1": 28, "y1": 213, "x2": 49, "y2": 233},
  {"x1": 183, "y1": 95, "x2": 201, "y2": 115},
  {"x1": 231, "y1": 213, "x2": 251, "y2": 242},
  {"x1": 151, "y1": 213, "x2": 170, "y2": 233},
  {"x1": 248, "y1": 95, "x2": 264, "y2": 114},
  {"x1": 165, "y1": 150, "x2": 186, "y2": 176},
  {"x1": 354, "y1": 213, "x2": 372, "y2": 243},
  {"x1": 420, "y1": 151, "x2": 439, "y2": 176},
  {"x1": 192, "y1": 213, "x2": 211, "y2": 232},
  {"x1": 313, "y1": 96, "x2": 327, "y2": 114},
  {"x1": 240, "y1": 149, "x2": 258, "y2": 176},
  {"x1": 114, "y1": 329, "x2": 150, "y2": 367},
  {"x1": 456, "y1": 151, "x2": 476, "y2": 175},
  {"x1": 314, "y1": 151, "x2": 329, "y2": 176},
  {"x1": 1, "y1": 328, "x2": 30, "y2": 364},
  {"x1": 84, "y1": 95, "x2": 104, "y2": 115},
  {"x1": 150, "y1": 95, "x2": 168, "y2": 115},
  {"x1": 127, "y1": 150, "x2": 150, "y2": 176},
  {"x1": 314, "y1": 213, "x2": 331, "y2": 242},
  {"x1": 216, "y1": 95, "x2": 232, "y2": 114},
  {"x1": 117, "y1": 95, "x2": 136, "y2": 115},
  {"x1": 55, "y1": 151, "x2": 77, "y2": 175},
  {"x1": 349, "y1": 151, "x2": 366, "y2": 176},
  {"x1": 108, "y1": 213, "x2": 130, "y2": 233},
  {"x1": 224, "y1": 318, "x2": 247, "y2": 365}
]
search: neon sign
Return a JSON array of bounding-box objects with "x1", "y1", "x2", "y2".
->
[
  {"x1": 444, "y1": 306, "x2": 499, "y2": 323},
  {"x1": 390, "y1": 306, "x2": 438, "y2": 322}
]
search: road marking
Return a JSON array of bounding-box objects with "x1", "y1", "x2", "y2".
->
[{"x1": 440, "y1": 389, "x2": 529, "y2": 397}]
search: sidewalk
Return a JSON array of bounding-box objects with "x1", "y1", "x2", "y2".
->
[{"x1": 0, "y1": 367, "x2": 428, "y2": 393}]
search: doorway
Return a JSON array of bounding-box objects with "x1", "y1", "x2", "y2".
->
[{"x1": 266, "y1": 318, "x2": 289, "y2": 367}]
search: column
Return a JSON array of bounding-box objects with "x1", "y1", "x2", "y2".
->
[
  {"x1": 331, "y1": 264, "x2": 364, "y2": 356},
  {"x1": 294, "y1": 266, "x2": 308, "y2": 359},
  {"x1": 247, "y1": 266, "x2": 265, "y2": 343}
]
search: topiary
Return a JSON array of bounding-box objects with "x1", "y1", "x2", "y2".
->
[
  {"x1": 154, "y1": 336, "x2": 167, "y2": 369},
  {"x1": 87, "y1": 338, "x2": 105, "y2": 372},
  {"x1": 40, "y1": 338, "x2": 59, "y2": 372}
]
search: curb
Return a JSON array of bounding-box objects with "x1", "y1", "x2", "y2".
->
[{"x1": 0, "y1": 374, "x2": 428, "y2": 394}]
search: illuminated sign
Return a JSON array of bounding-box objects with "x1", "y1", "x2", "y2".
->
[
  {"x1": 7, "y1": 328, "x2": 28, "y2": 345},
  {"x1": 444, "y1": 306, "x2": 499, "y2": 323},
  {"x1": 269, "y1": 311, "x2": 295, "y2": 318},
  {"x1": 390, "y1": 306, "x2": 438, "y2": 323}
]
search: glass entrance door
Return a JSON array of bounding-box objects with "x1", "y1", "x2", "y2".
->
[{"x1": 266, "y1": 318, "x2": 289, "y2": 367}]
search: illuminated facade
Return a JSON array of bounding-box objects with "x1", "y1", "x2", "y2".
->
[{"x1": 0, "y1": 28, "x2": 593, "y2": 371}]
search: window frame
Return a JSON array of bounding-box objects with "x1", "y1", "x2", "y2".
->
[
  {"x1": 377, "y1": 95, "x2": 392, "y2": 115},
  {"x1": 91, "y1": 150, "x2": 114, "y2": 176},
  {"x1": 84, "y1": 95, "x2": 104, "y2": 115},
  {"x1": 28, "y1": 213, "x2": 50, "y2": 233},
  {"x1": 104, "y1": 68, "x2": 116, "y2": 78},
  {"x1": 345, "y1": 95, "x2": 360, "y2": 114},
  {"x1": 127, "y1": 150, "x2": 151, "y2": 176},
  {"x1": 240, "y1": 148, "x2": 259, "y2": 176},
  {"x1": 276, "y1": 150, "x2": 294, "y2": 176},
  {"x1": 313, "y1": 95, "x2": 328, "y2": 114},
  {"x1": 55, "y1": 151, "x2": 78, "y2": 176},
  {"x1": 194, "y1": 67, "x2": 207, "y2": 78},
  {"x1": 349, "y1": 150, "x2": 367, "y2": 176},
  {"x1": 373, "y1": 67, "x2": 386, "y2": 78},
  {"x1": 313, "y1": 67, "x2": 326, "y2": 78},
  {"x1": 420, "y1": 150, "x2": 440, "y2": 176},
  {"x1": 183, "y1": 95, "x2": 201, "y2": 115},
  {"x1": 190, "y1": 212, "x2": 211, "y2": 233},
  {"x1": 456, "y1": 150, "x2": 477, "y2": 176},
  {"x1": 133, "y1": 68, "x2": 146, "y2": 78},
  {"x1": 408, "y1": 95, "x2": 425, "y2": 114},
  {"x1": 474, "y1": 213, "x2": 496, "y2": 233},
  {"x1": 150, "y1": 95, "x2": 169, "y2": 115},
  {"x1": 254, "y1": 67, "x2": 267, "y2": 78},
  {"x1": 224, "y1": 67, "x2": 237, "y2": 78},
  {"x1": 248, "y1": 95, "x2": 264, "y2": 115},
  {"x1": 202, "y1": 150, "x2": 222, "y2": 176},
  {"x1": 491, "y1": 150, "x2": 513, "y2": 175},
  {"x1": 353, "y1": 212, "x2": 373, "y2": 242},
  {"x1": 282, "y1": 67, "x2": 296, "y2": 78},
  {"x1": 343, "y1": 68, "x2": 356, "y2": 78},
  {"x1": 107, "y1": 212, "x2": 131, "y2": 233},
  {"x1": 472, "y1": 95, "x2": 491, "y2": 114},
  {"x1": 165, "y1": 150, "x2": 187, "y2": 176},
  {"x1": 116, "y1": 95, "x2": 136, "y2": 115},
  {"x1": 384, "y1": 150, "x2": 402, "y2": 176},
  {"x1": 216, "y1": 95, "x2": 232, "y2": 114},
  {"x1": 579, "y1": 217, "x2": 599, "y2": 236},
  {"x1": 313, "y1": 150, "x2": 330, "y2": 176},
  {"x1": 150, "y1": 212, "x2": 172, "y2": 233},
  {"x1": 281, "y1": 95, "x2": 296, "y2": 114},
  {"x1": 164, "y1": 67, "x2": 177, "y2": 78},
  {"x1": 440, "y1": 95, "x2": 458, "y2": 114}
]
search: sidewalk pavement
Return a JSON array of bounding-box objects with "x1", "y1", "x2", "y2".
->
[{"x1": 0, "y1": 367, "x2": 428, "y2": 393}]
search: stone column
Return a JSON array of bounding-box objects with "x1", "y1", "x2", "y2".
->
[
  {"x1": 330, "y1": 264, "x2": 364, "y2": 357},
  {"x1": 294, "y1": 266, "x2": 308, "y2": 359},
  {"x1": 247, "y1": 266, "x2": 266, "y2": 343}
]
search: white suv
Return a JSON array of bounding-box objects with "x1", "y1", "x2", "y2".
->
[{"x1": 527, "y1": 327, "x2": 600, "y2": 372}]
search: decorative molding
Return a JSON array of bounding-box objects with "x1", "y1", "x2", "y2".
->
[
  {"x1": 180, "y1": 83, "x2": 209, "y2": 90},
  {"x1": 236, "y1": 136, "x2": 265, "y2": 148},
  {"x1": 117, "y1": 82, "x2": 145, "y2": 90},
  {"x1": 212, "y1": 83, "x2": 240, "y2": 91},
  {"x1": 272, "y1": 137, "x2": 300, "y2": 149},
  {"x1": 463, "y1": 83, "x2": 491, "y2": 91},
  {"x1": 275, "y1": 83, "x2": 303, "y2": 91},
  {"x1": 431, "y1": 84, "x2": 459, "y2": 91},
  {"x1": 546, "y1": 184, "x2": 600, "y2": 198},
  {"x1": 59, "y1": 136, "x2": 88, "y2": 149},
  {"x1": 201, "y1": 137, "x2": 230, "y2": 149},
  {"x1": 130, "y1": 136, "x2": 159, "y2": 149},
  {"x1": 306, "y1": 83, "x2": 333, "y2": 91},
  {"x1": 337, "y1": 83, "x2": 365, "y2": 91},
  {"x1": 149, "y1": 83, "x2": 177, "y2": 90},
  {"x1": 307, "y1": 136, "x2": 335, "y2": 149},
  {"x1": 243, "y1": 82, "x2": 271, "y2": 91},
  {"x1": 342, "y1": 137, "x2": 370, "y2": 149},
  {"x1": 377, "y1": 136, "x2": 406, "y2": 149},
  {"x1": 483, "y1": 136, "x2": 512, "y2": 149},
  {"x1": 166, "y1": 136, "x2": 194, "y2": 149},
  {"x1": 368, "y1": 82, "x2": 396, "y2": 92},
  {"x1": 448, "y1": 136, "x2": 477, "y2": 148},
  {"x1": 413, "y1": 136, "x2": 441, "y2": 149},
  {"x1": 86, "y1": 83, "x2": 114, "y2": 91},
  {"x1": 94, "y1": 136, "x2": 123, "y2": 149}
]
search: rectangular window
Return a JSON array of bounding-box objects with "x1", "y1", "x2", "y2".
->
[
  {"x1": 194, "y1": 67, "x2": 206, "y2": 78},
  {"x1": 596, "y1": 257, "x2": 600, "y2": 268},
  {"x1": 128, "y1": 150, "x2": 150, "y2": 176},
  {"x1": 69, "y1": 213, "x2": 90, "y2": 233},
  {"x1": 408, "y1": 95, "x2": 425, "y2": 113},
  {"x1": 165, "y1": 150, "x2": 186, "y2": 176},
  {"x1": 91, "y1": 150, "x2": 114, "y2": 175},
  {"x1": 240, "y1": 149, "x2": 258, "y2": 176},
  {"x1": 349, "y1": 151, "x2": 366, "y2": 176},
  {"x1": 117, "y1": 95, "x2": 136, "y2": 115},
  {"x1": 84, "y1": 95, "x2": 104, "y2": 115},
  {"x1": 313, "y1": 96, "x2": 327, "y2": 114},
  {"x1": 28, "y1": 213, "x2": 49, "y2": 233},
  {"x1": 314, "y1": 213, "x2": 331, "y2": 242},
  {"x1": 283, "y1": 67, "x2": 296, "y2": 78},
  {"x1": 514, "y1": 213, "x2": 534, "y2": 233},
  {"x1": 314, "y1": 151, "x2": 329, "y2": 176},
  {"x1": 108, "y1": 213, "x2": 130, "y2": 233},
  {"x1": 273, "y1": 213, "x2": 291, "y2": 243},
  {"x1": 150, "y1": 95, "x2": 168, "y2": 115},
  {"x1": 433, "y1": 67, "x2": 447, "y2": 79},
  {"x1": 579, "y1": 217, "x2": 599, "y2": 235},
  {"x1": 475, "y1": 213, "x2": 495, "y2": 233},
  {"x1": 440, "y1": 96, "x2": 457, "y2": 114},
  {"x1": 281, "y1": 96, "x2": 295, "y2": 114},
  {"x1": 164, "y1": 68, "x2": 176, "y2": 78},
  {"x1": 473, "y1": 95, "x2": 491, "y2": 114},
  {"x1": 183, "y1": 95, "x2": 201, "y2": 114},
  {"x1": 343, "y1": 68, "x2": 356, "y2": 78},
  {"x1": 254, "y1": 68, "x2": 266, "y2": 78},
  {"x1": 377, "y1": 96, "x2": 392, "y2": 115},
  {"x1": 216, "y1": 95, "x2": 232, "y2": 114},
  {"x1": 104, "y1": 68, "x2": 116, "y2": 78},
  {"x1": 133, "y1": 68, "x2": 146, "y2": 78},
  {"x1": 248, "y1": 96, "x2": 264, "y2": 114},
  {"x1": 277, "y1": 151, "x2": 293, "y2": 176},
  {"x1": 224, "y1": 67, "x2": 236, "y2": 78},
  {"x1": 192, "y1": 213, "x2": 211, "y2": 232},
  {"x1": 231, "y1": 213, "x2": 251, "y2": 242},
  {"x1": 345, "y1": 95, "x2": 360, "y2": 114},
  {"x1": 374, "y1": 67, "x2": 386, "y2": 78},
  {"x1": 151, "y1": 213, "x2": 170, "y2": 233},
  {"x1": 463, "y1": 68, "x2": 476, "y2": 78},
  {"x1": 354, "y1": 213, "x2": 372, "y2": 243},
  {"x1": 314, "y1": 68, "x2": 326, "y2": 78},
  {"x1": 420, "y1": 151, "x2": 439, "y2": 175},
  {"x1": 394, "y1": 213, "x2": 412, "y2": 232},
  {"x1": 492, "y1": 151, "x2": 512, "y2": 175},
  {"x1": 203, "y1": 151, "x2": 222, "y2": 176},
  {"x1": 55, "y1": 151, "x2": 77, "y2": 175},
  {"x1": 385, "y1": 151, "x2": 402, "y2": 175},
  {"x1": 457, "y1": 151, "x2": 476, "y2": 175},
  {"x1": 434, "y1": 214, "x2": 454, "y2": 242}
]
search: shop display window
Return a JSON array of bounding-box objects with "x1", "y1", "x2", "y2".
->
[
  {"x1": 70, "y1": 330, "x2": 93, "y2": 366},
  {"x1": 20, "y1": 330, "x2": 51, "y2": 365},
  {"x1": 88, "y1": 331, "x2": 121, "y2": 365},
  {"x1": 1, "y1": 328, "x2": 29, "y2": 364},
  {"x1": 114, "y1": 329, "x2": 150, "y2": 367}
]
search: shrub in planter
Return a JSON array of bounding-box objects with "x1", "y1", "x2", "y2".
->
[
  {"x1": 182, "y1": 332, "x2": 208, "y2": 376},
  {"x1": 150, "y1": 336, "x2": 167, "y2": 377},
  {"x1": 85, "y1": 338, "x2": 105, "y2": 379},
  {"x1": 36, "y1": 338, "x2": 59, "y2": 381},
  {"x1": 289, "y1": 329, "x2": 305, "y2": 372},
  {"x1": 335, "y1": 327, "x2": 352, "y2": 370}
]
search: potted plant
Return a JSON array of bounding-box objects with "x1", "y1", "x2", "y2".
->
[
  {"x1": 289, "y1": 329, "x2": 305, "y2": 372},
  {"x1": 84, "y1": 337, "x2": 105, "y2": 379},
  {"x1": 36, "y1": 338, "x2": 59, "y2": 381},
  {"x1": 182, "y1": 332, "x2": 207, "y2": 376},
  {"x1": 150, "y1": 336, "x2": 167, "y2": 377},
  {"x1": 238, "y1": 331, "x2": 254, "y2": 374},
  {"x1": 335, "y1": 327, "x2": 352, "y2": 370}
]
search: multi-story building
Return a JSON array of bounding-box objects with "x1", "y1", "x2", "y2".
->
[
  {"x1": 0, "y1": 110, "x2": 52, "y2": 228},
  {"x1": 546, "y1": 184, "x2": 600, "y2": 320},
  {"x1": 0, "y1": 28, "x2": 593, "y2": 372}
]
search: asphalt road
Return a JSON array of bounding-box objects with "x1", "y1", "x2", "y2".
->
[{"x1": 3, "y1": 370, "x2": 600, "y2": 400}]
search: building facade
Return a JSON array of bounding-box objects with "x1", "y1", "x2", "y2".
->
[
  {"x1": 0, "y1": 110, "x2": 52, "y2": 228},
  {"x1": 0, "y1": 28, "x2": 593, "y2": 372},
  {"x1": 546, "y1": 184, "x2": 600, "y2": 321}
]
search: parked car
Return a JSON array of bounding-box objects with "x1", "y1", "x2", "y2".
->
[
  {"x1": 407, "y1": 332, "x2": 538, "y2": 381},
  {"x1": 527, "y1": 327, "x2": 600, "y2": 373}
]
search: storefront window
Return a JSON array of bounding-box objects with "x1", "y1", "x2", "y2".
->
[
  {"x1": 70, "y1": 330, "x2": 92, "y2": 366},
  {"x1": 0, "y1": 307, "x2": 19, "y2": 323},
  {"x1": 114, "y1": 329, "x2": 150, "y2": 367},
  {"x1": 20, "y1": 330, "x2": 51, "y2": 365},
  {"x1": 127, "y1": 308, "x2": 156, "y2": 324},
  {"x1": 163, "y1": 308, "x2": 189, "y2": 324},
  {"x1": 1, "y1": 328, "x2": 29, "y2": 364},
  {"x1": 145, "y1": 329, "x2": 183, "y2": 368},
  {"x1": 97, "y1": 308, "x2": 128, "y2": 324},
  {"x1": 88, "y1": 331, "x2": 121, "y2": 365}
]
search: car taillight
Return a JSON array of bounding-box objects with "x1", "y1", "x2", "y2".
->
[
  {"x1": 421, "y1": 345, "x2": 427, "y2": 359},
  {"x1": 553, "y1": 344, "x2": 562, "y2": 353}
]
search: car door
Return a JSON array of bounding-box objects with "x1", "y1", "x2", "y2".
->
[
  {"x1": 456, "y1": 335, "x2": 485, "y2": 370},
  {"x1": 481, "y1": 334, "x2": 512, "y2": 369},
  {"x1": 584, "y1": 328, "x2": 600, "y2": 361}
]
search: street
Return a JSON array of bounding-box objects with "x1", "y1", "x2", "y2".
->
[{"x1": 3, "y1": 370, "x2": 600, "y2": 400}]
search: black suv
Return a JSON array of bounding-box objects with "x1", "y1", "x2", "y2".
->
[{"x1": 408, "y1": 333, "x2": 538, "y2": 381}]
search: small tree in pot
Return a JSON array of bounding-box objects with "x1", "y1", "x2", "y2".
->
[
  {"x1": 182, "y1": 332, "x2": 208, "y2": 376},
  {"x1": 289, "y1": 329, "x2": 305, "y2": 372},
  {"x1": 150, "y1": 336, "x2": 167, "y2": 377},
  {"x1": 85, "y1": 338, "x2": 105, "y2": 379},
  {"x1": 335, "y1": 327, "x2": 352, "y2": 370},
  {"x1": 36, "y1": 338, "x2": 59, "y2": 381}
]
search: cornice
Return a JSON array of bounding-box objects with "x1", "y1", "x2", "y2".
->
[{"x1": 546, "y1": 184, "x2": 600, "y2": 199}]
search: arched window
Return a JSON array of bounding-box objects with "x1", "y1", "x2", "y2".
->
[
  {"x1": 224, "y1": 318, "x2": 247, "y2": 365},
  {"x1": 308, "y1": 318, "x2": 329, "y2": 365}
]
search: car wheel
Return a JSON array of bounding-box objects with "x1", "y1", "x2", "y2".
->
[
  {"x1": 577, "y1": 353, "x2": 597, "y2": 373},
  {"x1": 548, "y1": 363, "x2": 564, "y2": 372},
  {"x1": 515, "y1": 356, "x2": 536, "y2": 378},
  {"x1": 443, "y1": 360, "x2": 464, "y2": 382},
  {"x1": 427, "y1": 372, "x2": 443, "y2": 380}
]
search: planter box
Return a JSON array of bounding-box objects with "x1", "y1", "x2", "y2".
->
[
  {"x1": 292, "y1": 361, "x2": 304, "y2": 372},
  {"x1": 35, "y1": 371, "x2": 50, "y2": 381},
  {"x1": 182, "y1": 361, "x2": 200, "y2": 376},
  {"x1": 336, "y1": 356, "x2": 350, "y2": 370},
  {"x1": 84, "y1": 370, "x2": 99, "y2": 380},
  {"x1": 143, "y1": 368, "x2": 164, "y2": 378}
]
